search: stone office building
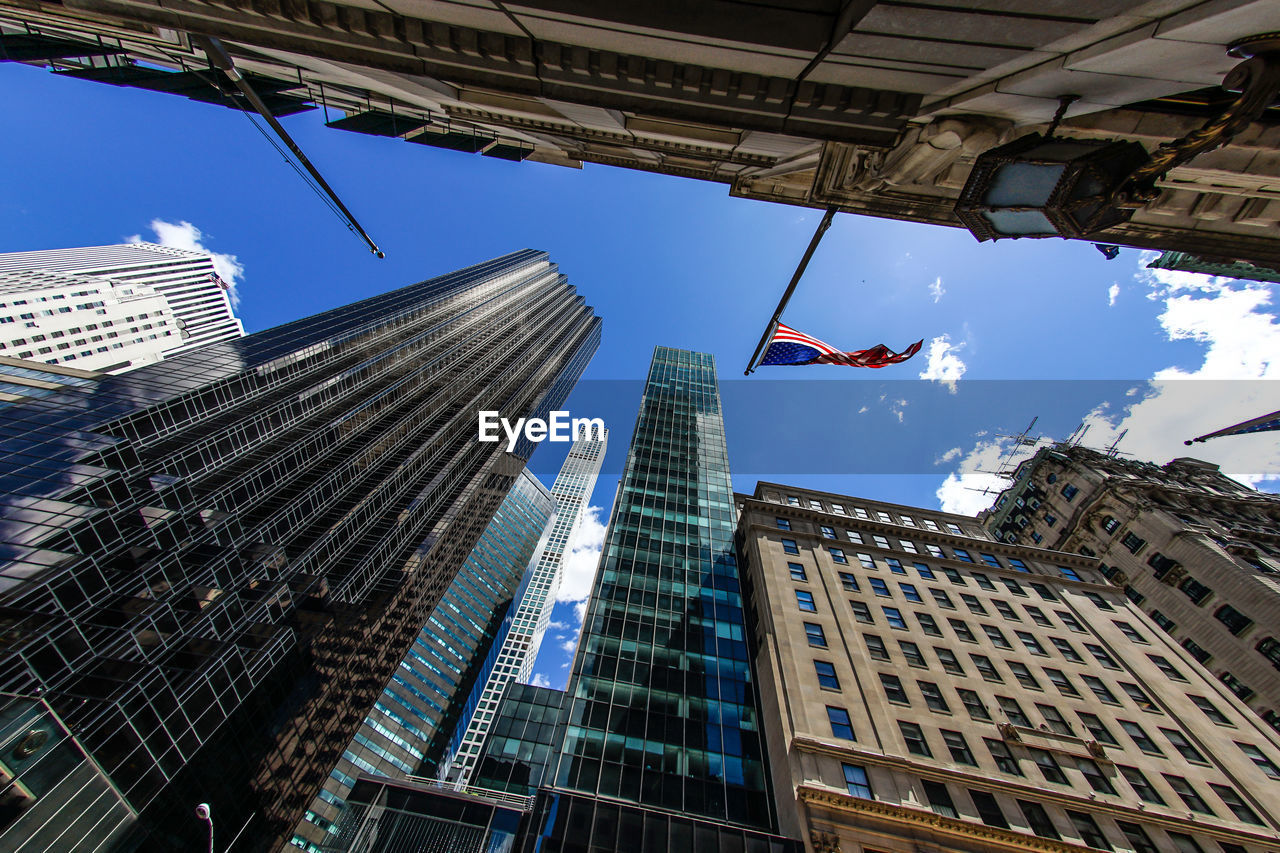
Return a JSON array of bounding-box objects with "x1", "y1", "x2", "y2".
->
[
  {"x1": 3, "y1": 2, "x2": 1280, "y2": 265},
  {"x1": 738, "y1": 483, "x2": 1280, "y2": 853},
  {"x1": 982, "y1": 443, "x2": 1280, "y2": 738}
]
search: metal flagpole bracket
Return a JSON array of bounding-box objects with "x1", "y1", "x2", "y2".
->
[{"x1": 744, "y1": 207, "x2": 838, "y2": 375}]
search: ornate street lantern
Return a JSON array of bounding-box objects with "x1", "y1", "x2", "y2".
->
[{"x1": 954, "y1": 34, "x2": 1280, "y2": 243}]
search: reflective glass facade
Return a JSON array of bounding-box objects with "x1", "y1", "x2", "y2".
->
[
  {"x1": 0, "y1": 250, "x2": 599, "y2": 851},
  {"x1": 550, "y1": 347, "x2": 776, "y2": 831},
  {"x1": 293, "y1": 468, "x2": 556, "y2": 849}
]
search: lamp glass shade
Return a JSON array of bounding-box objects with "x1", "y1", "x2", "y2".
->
[
  {"x1": 980, "y1": 209, "x2": 1059, "y2": 236},
  {"x1": 982, "y1": 161, "x2": 1066, "y2": 207}
]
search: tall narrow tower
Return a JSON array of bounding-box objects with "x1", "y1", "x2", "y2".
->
[{"x1": 445, "y1": 424, "x2": 607, "y2": 785}]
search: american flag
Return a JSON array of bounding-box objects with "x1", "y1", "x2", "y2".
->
[
  {"x1": 760, "y1": 323, "x2": 923, "y2": 368},
  {"x1": 207, "y1": 272, "x2": 229, "y2": 291}
]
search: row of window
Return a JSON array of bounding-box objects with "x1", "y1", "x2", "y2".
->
[
  {"x1": 777, "y1": 495, "x2": 967, "y2": 535},
  {"x1": 840, "y1": 762, "x2": 1254, "y2": 852}
]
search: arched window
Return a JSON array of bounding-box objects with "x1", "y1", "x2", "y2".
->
[{"x1": 1102, "y1": 515, "x2": 1119, "y2": 534}]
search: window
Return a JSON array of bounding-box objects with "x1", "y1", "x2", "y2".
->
[
  {"x1": 950, "y1": 620, "x2": 977, "y2": 643},
  {"x1": 953, "y1": 548, "x2": 974, "y2": 563},
  {"x1": 1044, "y1": 513, "x2": 1057, "y2": 526},
  {"x1": 1084, "y1": 644, "x2": 1119, "y2": 669},
  {"x1": 1221, "y1": 672, "x2": 1253, "y2": 701},
  {"x1": 997, "y1": 696, "x2": 1031, "y2": 727},
  {"x1": 1061, "y1": 484, "x2": 1079, "y2": 501},
  {"x1": 776, "y1": 517, "x2": 791, "y2": 530},
  {"x1": 1215, "y1": 604, "x2": 1253, "y2": 635},
  {"x1": 1001, "y1": 577, "x2": 1027, "y2": 597},
  {"x1": 1009, "y1": 662, "x2": 1040, "y2": 690},
  {"x1": 857, "y1": 553, "x2": 876, "y2": 569},
  {"x1": 1102, "y1": 515, "x2": 1120, "y2": 534},
  {"x1": 842, "y1": 764, "x2": 872, "y2": 798},
  {"x1": 1018, "y1": 801, "x2": 1060, "y2": 840},
  {"x1": 827, "y1": 706, "x2": 854, "y2": 740},
  {"x1": 1051, "y1": 638, "x2": 1084, "y2": 662},
  {"x1": 919, "y1": 681, "x2": 949, "y2": 712},
  {"x1": 1037, "y1": 704, "x2": 1073, "y2": 736},
  {"x1": 846, "y1": 530, "x2": 863, "y2": 544},
  {"x1": 804, "y1": 622, "x2": 827, "y2": 648},
  {"x1": 1059, "y1": 566, "x2": 1082, "y2": 582},
  {"x1": 1030, "y1": 582, "x2": 1058, "y2": 602},
  {"x1": 969, "y1": 790, "x2": 1009, "y2": 828},
  {"x1": 979, "y1": 553, "x2": 1001, "y2": 568},
  {"x1": 921, "y1": 780, "x2": 955, "y2": 818},
  {"x1": 786, "y1": 495, "x2": 800, "y2": 506},
  {"x1": 935, "y1": 648, "x2": 964, "y2": 675},
  {"x1": 1120, "y1": 531, "x2": 1145, "y2": 553},
  {"x1": 850, "y1": 601, "x2": 874, "y2": 624},
  {"x1": 994, "y1": 601, "x2": 1020, "y2": 621},
  {"x1": 820, "y1": 525, "x2": 835, "y2": 539},
  {"x1": 985, "y1": 738, "x2": 1021, "y2": 774},
  {"x1": 782, "y1": 538, "x2": 799, "y2": 554},
  {"x1": 829, "y1": 547, "x2": 848, "y2": 565},
  {"x1": 883, "y1": 607, "x2": 907, "y2": 630},
  {"x1": 921, "y1": 518, "x2": 939, "y2": 531},
  {"x1": 854, "y1": 507, "x2": 870, "y2": 519},
  {"x1": 1025, "y1": 605, "x2": 1052, "y2": 627},
  {"x1": 958, "y1": 689, "x2": 990, "y2": 721},
  {"x1": 899, "y1": 721, "x2": 931, "y2": 757},
  {"x1": 1180, "y1": 576, "x2": 1212, "y2": 605},
  {"x1": 917, "y1": 613, "x2": 942, "y2": 637},
  {"x1": 913, "y1": 562, "x2": 935, "y2": 579},
  {"x1": 887, "y1": 558, "x2": 906, "y2": 575},
  {"x1": 876, "y1": 511, "x2": 892, "y2": 523},
  {"x1": 1070, "y1": 757, "x2": 1115, "y2": 796},
  {"x1": 971, "y1": 654, "x2": 1002, "y2": 682},
  {"x1": 1120, "y1": 683, "x2": 1158, "y2": 713},
  {"x1": 1067, "y1": 812, "x2": 1112, "y2": 850},
  {"x1": 971, "y1": 572, "x2": 996, "y2": 591},
  {"x1": 838, "y1": 572, "x2": 859, "y2": 592},
  {"x1": 1210, "y1": 784, "x2": 1263, "y2": 824},
  {"x1": 961, "y1": 594, "x2": 988, "y2": 615},
  {"x1": 1237, "y1": 742, "x2": 1280, "y2": 778},
  {"x1": 899, "y1": 641, "x2": 926, "y2": 668},
  {"x1": 1045, "y1": 668, "x2": 1080, "y2": 697},
  {"x1": 983, "y1": 625, "x2": 1012, "y2": 649},
  {"x1": 1121, "y1": 720, "x2": 1162, "y2": 754},
  {"x1": 1163, "y1": 775, "x2": 1214, "y2": 815},
  {"x1": 872, "y1": 535, "x2": 890, "y2": 549},
  {"x1": 789, "y1": 562, "x2": 808, "y2": 581},
  {"x1": 1116, "y1": 765, "x2": 1164, "y2": 804},
  {"x1": 870, "y1": 578, "x2": 890, "y2": 597},
  {"x1": 1188, "y1": 695, "x2": 1230, "y2": 726},
  {"x1": 1181, "y1": 638, "x2": 1211, "y2": 664},
  {"x1": 1082, "y1": 592, "x2": 1113, "y2": 611},
  {"x1": 815, "y1": 661, "x2": 840, "y2": 690},
  {"x1": 941, "y1": 730, "x2": 976, "y2": 765},
  {"x1": 1008, "y1": 558, "x2": 1029, "y2": 572},
  {"x1": 796, "y1": 590, "x2": 817, "y2": 612},
  {"x1": 1029, "y1": 748, "x2": 1067, "y2": 784},
  {"x1": 1078, "y1": 713, "x2": 1119, "y2": 746},
  {"x1": 1166, "y1": 834, "x2": 1207, "y2": 853},
  {"x1": 865, "y1": 634, "x2": 890, "y2": 661},
  {"x1": 1148, "y1": 552, "x2": 1179, "y2": 579},
  {"x1": 931, "y1": 589, "x2": 956, "y2": 609},
  {"x1": 1114, "y1": 621, "x2": 1147, "y2": 643},
  {"x1": 1147, "y1": 655, "x2": 1186, "y2": 681},
  {"x1": 1057, "y1": 611, "x2": 1086, "y2": 632},
  {"x1": 940, "y1": 566, "x2": 964, "y2": 584},
  {"x1": 809, "y1": 499, "x2": 823, "y2": 510},
  {"x1": 899, "y1": 514, "x2": 914, "y2": 526},
  {"x1": 1016, "y1": 632, "x2": 1047, "y2": 656},
  {"x1": 831, "y1": 503, "x2": 845, "y2": 515},
  {"x1": 1083, "y1": 676, "x2": 1118, "y2": 705},
  {"x1": 880, "y1": 673, "x2": 909, "y2": 705},
  {"x1": 900, "y1": 583, "x2": 922, "y2": 603},
  {"x1": 1258, "y1": 636, "x2": 1280, "y2": 668},
  {"x1": 928, "y1": 545, "x2": 946, "y2": 559}
]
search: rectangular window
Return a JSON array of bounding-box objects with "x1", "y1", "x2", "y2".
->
[
  {"x1": 858, "y1": 553, "x2": 876, "y2": 569},
  {"x1": 921, "y1": 780, "x2": 956, "y2": 818},
  {"x1": 1215, "y1": 604, "x2": 1253, "y2": 635},
  {"x1": 917, "y1": 613, "x2": 942, "y2": 636},
  {"x1": 960, "y1": 690, "x2": 991, "y2": 721},
  {"x1": 1189, "y1": 695, "x2": 1230, "y2": 726},
  {"x1": 887, "y1": 558, "x2": 906, "y2": 575},
  {"x1": 932, "y1": 589, "x2": 956, "y2": 609},
  {"x1": 831, "y1": 503, "x2": 845, "y2": 514},
  {"x1": 1030, "y1": 582, "x2": 1057, "y2": 602},
  {"x1": 1120, "y1": 683, "x2": 1158, "y2": 713},
  {"x1": 796, "y1": 590, "x2": 817, "y2": 612},
  {"x1": 994, "y1": 602, "x2": 1021, "y2": 623},
  {"x1": 789, "y1": 562, "x2": 808, "y2": 581},
  {"x1": 979, "y1": 553, "x2": 1002, "y2": 568},
  {"x1": 972, "y1": 572, "x2": 997, "y2": 590},
  {"x1": 969, "y1": 790, "x2": 1009, "y2": 828},
  {"x1": 936, "y1": 647, "x2": 964, "y2": 675},
  {"x1": 983, "y1": 625, "x2": 1012, "y2": 649},
  {"x1": 1059, "y1": 566, "x2": 1083, "y2": 581},
  {"x1": 899, "y1": 641, "x2": 926, "y2": 668},
  {"x1": 1085, "y1": 643, "x2": 1119, "y2": 669},
  {"x1": 827, "y1": 706, "x2": 854, "y2": 740},
  {"x1": 950, "y1": 620, "x2": 977, "y2": 643},
  {"x1": 900, "y1": 540, "x2": 918, "y2": 554},
  {"x1": 853, "y1": 507, "x2": 870, "y2": 519},
  {"x1": 804, "y1": 622, "x2": 827, "y2": 648},
  {"x1": 787, "y1": 496, "x2": 800, "y2": 506},
  {"x1": 1147, "y1": 655, "x2": 1186, "y2": 681},
  {"x1": 880, "y1": 673, "x2": 909, "y2": 705},
  {"x1": 829, "y1": 547, "x2": 848, "y2": 564},
  {"x1": 1061, "y1": 484, "x2": 1079, "y2": 501},
  {"x1": 1221, "y1": 672, "x2": 1254, "y2": 701},
  {"x1": 820, "y1": 525, "x2": 835, "y2": 539},
  {"x1": 900, "y1": 582, "x2": 922, "y2": 602},
  {"x1": 846, "y1": 530, "x2": 863, "y2": 544},
  {"x1": 1025, "y1": 605, "x2": 1052, "y2": 627},
  {"x1": 1122, "y1": 720, "x2": 1162, "y2": 754},
  {"x1": 1051, "y1": 637, "x2": 1084, "y2": 662},
  {"x1": 971, "y1": 654, "x2": 1002, "y2": 682},
  {"x1": 1029, "y1": 748, "x2": 1067, "y2": 784},
  {"x1": 1078, "y1": 713, "x2": 1119, "y2": 746},
  {"x1": 1008, "y1": 558, "x2": 1029, "y2": 572},
  {"x1": 913, "y1": 562, "x2": 936, "y2": 579},
  {"x1": 899, "y1": 721, "x2": 931, "y2": 757},
  {"x1": 953, "y1": 548, "x2": 974, "y2": 563},
  {"x1": 1180, "y1": 576, "x2": 1212, "y2": 605},
  {"x1": 961, "y1": 594, "x2": 988, "y2": 615},
  {"x1": 1114, "y1": 621, "x2": 1147, "y2": 643},
  {"x1": 809, "y1": 499, "x2": 824, "y2": 510},
  {"x1": 1167, "y1": 833, "x2": 1207, "y2": 853},
  {"x1": 1045, "y1": 668, "x2": 1079, "y2": 697},
  {"x1": 1009, "y1": 662, "x2": 1040, "y2": 690},
  {"x1": 919, "y1": 681, "x2": 949, "y2": 712},
  {"x1": 1035, "y1": 704, "x2": 1072, "y2": 736},
  {"x1": 1163, "y1": 775, "x2": 1214, "y2": 814},
  {"x1": 1017, "y1": 631, "x2": 1047, "y2": 655},
  {"x1": 815, "y1": 661, "x2": 840, "y2": 690},
  {"x1": 1118, "y1": 765, "x2": 1164, "y2": 804},
  {"x1": 1001, "y1": 577, "x2": 1028, "y2": 597},
  {"x1": 997, "y1": 696, "x2": 1031, "y2": 727},
  {"x1": 1083, "y1": 591, "x2": 1113, "y2": 611},
  {"x1": 1236, "y1": 742, "x2": 1280, "y2": 779},
  {"x1": 850, "y1": 601, "x2": 874, "y2": 624},
  {"x1": 1067, "y1": 812, "x2": 1112, "y2": 850},
  {"x1": 985, "y1": 738, "x2": 1020, "y2": 774},
  {"x1": 1210, "y1": 784, "x2": 1263, "y2": 824},
  {"x1": 1181, "y1": 637, "x2": 1211, "y2": 664},
  {"x1": 1159, "y1": 728, "x2": 1205, "y2": 763},
  {"x1": 1083, "y1": 676, "x2": 1119, "y2": 705},
  {"x1": 884, "y1": 607, "x2": 907, "y2": 630},
  {"x1": 782, "y1": 538, "x2": 799, "y2": 554},
  {"x1": 776, "y1": 517, "x2": 791, "y2": 530},
  {"x1": 940, "y1": 566, "x2": 965, "y2": 584},
  {"x1": 842, "y1": 764, "x2": 872, "y2": 798},
  {"x1": 1150, "y1": 609, "x2": 1176, "y2": 633},
  {"x1": 865, "y1": 634, "x2": 889, "y2": 661},
  {"x1": 927, "y1": 544, "x2": 946, "y2": 559},
  {"x1": 1121, "y1": 531, "x2": 1145, "y2": 553},
  {"x1": 838, "y1": 572, "x2": 859, "y2": 592},
  {"x1": 873, "y1": 534, "x2": 890, "y2": 549},
  {"x1": 1018, "y1": 801, "x2": 1060, "y2": 840},
  {"x1": 941, "y1": 730, "x2": 976, "y2": 765},
  {"x1": 1075, "y1": 757, "x2": 1115, "y2": 794}
]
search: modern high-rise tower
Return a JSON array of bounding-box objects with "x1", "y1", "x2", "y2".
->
[
  {"x1": 0, "y1": 242, "x2": 246, "y2": 361},
  {"x1": 523, "y1": 346, "x2": 795, "y2": 850},
  {"x1": 444, "y1": 424, "x2": 606, "y2": 786},
  {"x1": 0, "y1": 249, "x2": 599, "y2": 852}
]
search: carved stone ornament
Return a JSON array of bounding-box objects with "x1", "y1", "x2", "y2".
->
[
  {"x1": 849, "y1": 116, "x2": 1011, "y2": 192},
  {"x1": 1162, "y1": 565, "x2": 1188, "y2": 586},
  {"x1": 809, "y1": 829, "x2": 842, "y2": 853}
]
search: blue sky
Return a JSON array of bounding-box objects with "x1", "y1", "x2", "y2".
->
[{"x1": 5, "y1": 61, "x2": 1278, "y2": 688}]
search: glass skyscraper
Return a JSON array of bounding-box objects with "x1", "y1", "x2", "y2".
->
[
  {"x1": 445, "y1": 425, "x2": 607, "y2": 786},
  {"x1": 525, "y1": 347, "x2": 791, "y2": 850},
  {"x1": 293, "y1": 467, "x2": 556, "y2": 850},
  {"x1": 0, "y1": 250, "x2": 599, "y2": 852}
]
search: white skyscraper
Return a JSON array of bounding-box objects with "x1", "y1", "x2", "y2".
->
[
  {"x1": 445, "y1": 424, "x2": 607, "y2": 784},
  {"x1": 0, "y1": 242, "x2": 244, "y2": 370}
]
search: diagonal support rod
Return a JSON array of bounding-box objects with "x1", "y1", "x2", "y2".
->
[
  {"x1": 744, "y1": 207, "x2": 837, "y2": 375},
  {"x1": 193, "y1": 34, "x2": 385, "y2": 258}
]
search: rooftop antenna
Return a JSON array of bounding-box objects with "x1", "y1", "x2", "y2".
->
[
  {"x1": 991, "y1": 417, "x2": 1047, "y2": 477},
  {"x1": 1104, "y1": 428, "x2": 1129, "y2": 457}
]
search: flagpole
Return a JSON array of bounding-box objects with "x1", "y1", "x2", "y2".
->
[{"x1": 743, "y1": 207, "x2": 837, "y2": 375}]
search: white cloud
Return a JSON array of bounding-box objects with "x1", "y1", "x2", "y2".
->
[
  {"x1": 573, "y1": 600, "x2": 588, "y2": 623},
  {"x1": 1107, "y1": 283, "x2": 1120, "y2": 307},
  {"x1": 936, "y1": 447, "x2": 962, "y2": 464},
  {"x1": 128, "y1": 219, "x2": 245, "y2": 307},
  {"x1": 935, "y1": 436, "x2": 1023, "y2": 515},
  {"x1": 929, "y1": 276, "x2": 945, "y2": 303},
  {"x1": 546, "y1": 619, "x2": 569, "y2": 631},
  {"x1": 560, "y1": 638, "x2": 578, "y2": 653},
  {"x1": 857, "y1": 405, "x2": 869, "y2": 415},
  {"x1": 529, "y1": 672, "x2": 551, "y2": 688},
  {"x1": 890, "y1": 398, "x2": 908, "y2": 423},
  {"x1": 554, "y1": 505, "x2": 607, "y2": 604},
  {"x1": 918, "y1": 334, "x2": 967, "y2": 392}
]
